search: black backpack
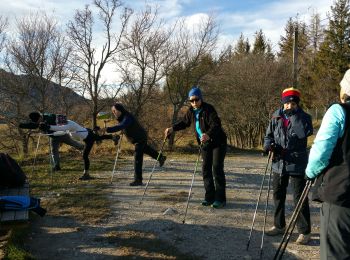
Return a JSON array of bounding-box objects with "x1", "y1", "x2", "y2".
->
[{"x1": 0, "y1": 153, "x2": 27, "y2": 188}]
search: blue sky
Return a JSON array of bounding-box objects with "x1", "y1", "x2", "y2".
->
[
  {"x1": 0, "y1": 0, "x2": 332, "y2": 52},
  {"x1": 0, "y1": 0, "x2": 333, "y2": 83}
]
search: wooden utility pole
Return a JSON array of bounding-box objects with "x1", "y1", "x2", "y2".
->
[{"x1": 292, "y1": 25, "x2": 298, "y2": 88}]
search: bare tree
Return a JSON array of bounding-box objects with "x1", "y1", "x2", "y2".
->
[
  {"x1": 0, "y1": 16, "x2": 8, "y2": 53},
  {"x1": 164, "y1": 15, "x2": 219, "y2": 149},
  {"x1": 115, "y1": 6, "x2": 176, "y2": 118},
  {"x1": 67, "y1": 0, "x2": 132, "y2": 127},
  {"x1": 0, "y1": 12, "x2": 73, "y2": 154}
]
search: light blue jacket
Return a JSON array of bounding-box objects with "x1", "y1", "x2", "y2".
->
[{"x1": 305, "y1": 104, "x2": 346, "y2": 179}]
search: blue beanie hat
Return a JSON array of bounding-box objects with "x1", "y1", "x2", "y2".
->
[{"x1": 188, "y1": 86, "x2": 202, "y2": 99}]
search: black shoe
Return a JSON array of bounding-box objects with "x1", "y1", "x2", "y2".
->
[
  {"x1": 158, "y1": 155, "x2": 166, "y2": 167},
  {"x1": 112, "y1": 135, "x2": 120, "y2": 145},
  {"x1": 129, "y1": 180, "x2": 143, "y2": 186},
  {"x1": 201, "y1": 200, "x2": 214, "y2": 206},
  {"x1": 52, "y1": 165, "x2": 61, "y2": 171},
  {"x1": 79, "y1": 174, "x2": 94, "y2": 180}
]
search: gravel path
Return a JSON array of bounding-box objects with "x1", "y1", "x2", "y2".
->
[{"x1": 25, "y1": 153, "x2": 321, "y2": 259}]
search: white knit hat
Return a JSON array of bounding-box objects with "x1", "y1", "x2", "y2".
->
[{"x1": 340, "y1": 69, "x2": 350, "y2": 96}]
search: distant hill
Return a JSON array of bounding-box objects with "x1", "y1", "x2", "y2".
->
[{"x1": 0, "y1": 69, "x2": 89, "y2": 122}]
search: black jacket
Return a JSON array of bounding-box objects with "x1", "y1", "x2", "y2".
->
[
  {"x1": 172, "y1": 102, "x2": 227, "y2": 146},
  {"x1": 264, "y1": 107, "x2": 313, "y2": 175},
  {"x1": 106, "y1": 112, "x2": 147, "y2": 144}
]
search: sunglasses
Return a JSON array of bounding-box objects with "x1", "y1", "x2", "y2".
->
[{"x1": 189, "y1": 98, "x2": 200, "y2": 103}]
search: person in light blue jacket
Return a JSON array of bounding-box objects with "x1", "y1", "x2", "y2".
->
[{"x1": 306, "y1": 69, "x2": 350, "y2": 260}]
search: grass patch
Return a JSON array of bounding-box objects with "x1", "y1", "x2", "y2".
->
[
  {"x1": 2, "y1": 150, "x2": 126, "y2": 258},
  {"x1": 155, "y1": 191, "x2": 188, "y2": 203},
  {"x1": 1, "y1": 225, "x2": 34, "y2": 260}
]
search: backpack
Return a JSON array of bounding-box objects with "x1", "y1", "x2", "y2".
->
[
  {"x1": 0, "y1": 153, "x2": 27, "y2": 188},
  {"x1": 0, "y1": 196, "x2": 46, "y2": 217},
  {"x1": 42, "y1": 113, "x2": 67, "y2": 125}
]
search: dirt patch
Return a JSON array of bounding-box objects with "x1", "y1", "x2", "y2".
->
[{"x1": 23, "y1": 153, "x2": 320, "y2": 259}]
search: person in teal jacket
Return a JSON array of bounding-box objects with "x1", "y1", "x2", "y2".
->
[{"x1": 306, "y1": 69, "x2": 350, "y2": 259}]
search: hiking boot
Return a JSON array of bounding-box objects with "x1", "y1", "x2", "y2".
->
[
  {"x1": 211, "y1": 201, "x2": 226, "y2": 208},
  {"x1": 265, "y1": 226, "x2": 285, "y2": 236},
  {"x1": 158, "y1": 155, "x2": 166, "y2": 167},
  {"x1": 201, "y1": 200, "x2": 213, "y2": 206},
  {"x1": 79, "y1": 174, "x2": 94, "y2": 180},
  {"x1": 112, "y1": 135, "x2": 120, "y2": 145},
  {"x1": 129, "y1": 180, "x2": 143, "y2": 186},
  {"x1": 52, "y1": 165, "x2": 61, "y2": 171},
  {"x1": 295, "y1": 233, "x2": 311, "y2": 245}
]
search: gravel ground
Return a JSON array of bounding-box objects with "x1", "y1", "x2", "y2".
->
[{"x1": 25, "y1": 152, "x2": 321, "y2": 259}]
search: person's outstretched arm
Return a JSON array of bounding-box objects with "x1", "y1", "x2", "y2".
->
[{"x1": 106, "y1": 115, "x2": 133, "y2": 133}]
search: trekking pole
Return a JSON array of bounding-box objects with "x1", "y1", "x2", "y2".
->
[
  {"x1": 111, "y1": 134, "x2": 123, "y2": 184},
  {"x1": 182, "y1": 143, "x2": 203, "y2": 224},
  {"x1": 259, "y1": 157, "x2": 274, "y2": 259},
  {"x1": 30, "y1": 134, "x2": 42, "y2": 176},
  {"x1": 48, "y1": 136, "x2": 54, "y2": 186},
  {"x1": 273, "y1": 180, "x2": 313, "y2": 260},
  {"x1": 139, "y1": 137, "x2": 167, "y2": 204},
  {"x1": 246, "y1": 151, "x2": 273, "y2": 250}
]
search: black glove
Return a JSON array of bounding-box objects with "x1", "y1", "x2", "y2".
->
[
  {"x1": 112, "y1": 135, "x2": 120, "y2": 145},
  {"x1": 38, "y1": 122, "x2": 50, "y2": 132},
  {"x1": 19, "y1": 122, "x2": 39, "y2": 129},
  {"x1": 264, "y1": 143, "x2": 276, "y2": 154}
]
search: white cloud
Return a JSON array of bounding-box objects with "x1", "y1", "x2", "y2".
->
[
  {"x1": 184, "y1": 13, "x2": 209, "y2": 30},
  {"x1": 0, "y1": 0, "x2": 335, "y2": 82}
]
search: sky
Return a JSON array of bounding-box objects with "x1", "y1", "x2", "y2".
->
[{"x1": 0, "y1": 0, "x2": 333, "y2": 83}]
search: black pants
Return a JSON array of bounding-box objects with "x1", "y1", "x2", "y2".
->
[
  {"x1": 272, "y1": 172, "x2": 311, "y2": 234},
  {"x1": 83, "y1": 130, "x2": 112, "y2": 171},
  {"x1": 321, "y1": 202, "x2": 350, "y2": 260},
  {"x1": 134, "y1": 141, "x2": 160, "y2": 181},
  {"x1": 201, "y1": 142, "x2": 227, "y2": 203}
]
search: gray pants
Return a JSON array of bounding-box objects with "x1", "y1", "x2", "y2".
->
[
  {"x1": 50, "y1": 134, "x2": 84, "y2": 168},
  {"x1": 321, "y1": 202, "x2": 350, "y2": 260}
]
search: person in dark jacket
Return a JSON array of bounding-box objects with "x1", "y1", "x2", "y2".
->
[
  {"x1": 20, "y1": 112, "x2": 84, "y2": 171},
  {"x1": 104, "y1": 103, "x2": 166, "y2": 186},
  {"x1": 264, "y1": 87, "x2": 313, "y2": 245},
  {"x1": 164, "y1": 87, "x2": 227, "y2": 208},
  {"x1": 306, "y1": 69, "x2": 350, "y2": 259}
]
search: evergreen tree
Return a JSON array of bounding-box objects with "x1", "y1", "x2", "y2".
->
[
  {"x1": 313, "y1": 0, "x2": 350, "y2": 106},
  {"x1": 278, "y1": 18, "x2": 309, "y2": 60},
  {"x1": 253, "y1": 29, "x2": 267, "y2": 55},
  {"x1": 234, "y1": 33, "x2": 250, "y2": 56}
]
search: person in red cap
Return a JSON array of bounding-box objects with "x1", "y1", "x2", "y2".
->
[{"x1": 263, "y1": 87, "x2": 313, "y2": 245}]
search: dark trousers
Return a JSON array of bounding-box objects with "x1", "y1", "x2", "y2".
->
[
  {"x1": 134, "y1": 141, "x2": 160, "y2": 181},
  {"x1": 83, "y1": 131, "x2": 112, "y2": 171},
  {"x1": 272, "y1": 172, "x2": 311, "y2": 234},
  {"x1": 50, "y1": 134, "x2": 84, "y2": 168},
  {"x1": 201, "y1": 142, "x2": 227, "y2": 203},
  {"x1": 321, "y1": 202, "x2": 350, "y2": 260}
]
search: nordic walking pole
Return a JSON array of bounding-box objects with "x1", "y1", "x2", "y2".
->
[
  {"x1": 182, "y1": 143, "x2": 203, "y2": 224},
  {"x1": 111, "y1": 134, "x2": 123, "y2": 184},
  {"x1": 274, "y1": 180, "x2": 313, "y2": 260},
  {"x1": 30, "y1": 134, "x2": 42, "y2": 176},
  {"x1": 246, "y1": 151, "x2": 273, "y2": 250},
  {"x1": 48, "y1": 136, "x2": 54, "y2": 186},
  {"x1": 139, "y1": 137, "x2": 167, "y2": 204},
  {"x1": 259, "y1": 158, "x2": 274, "y2": 259}
]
